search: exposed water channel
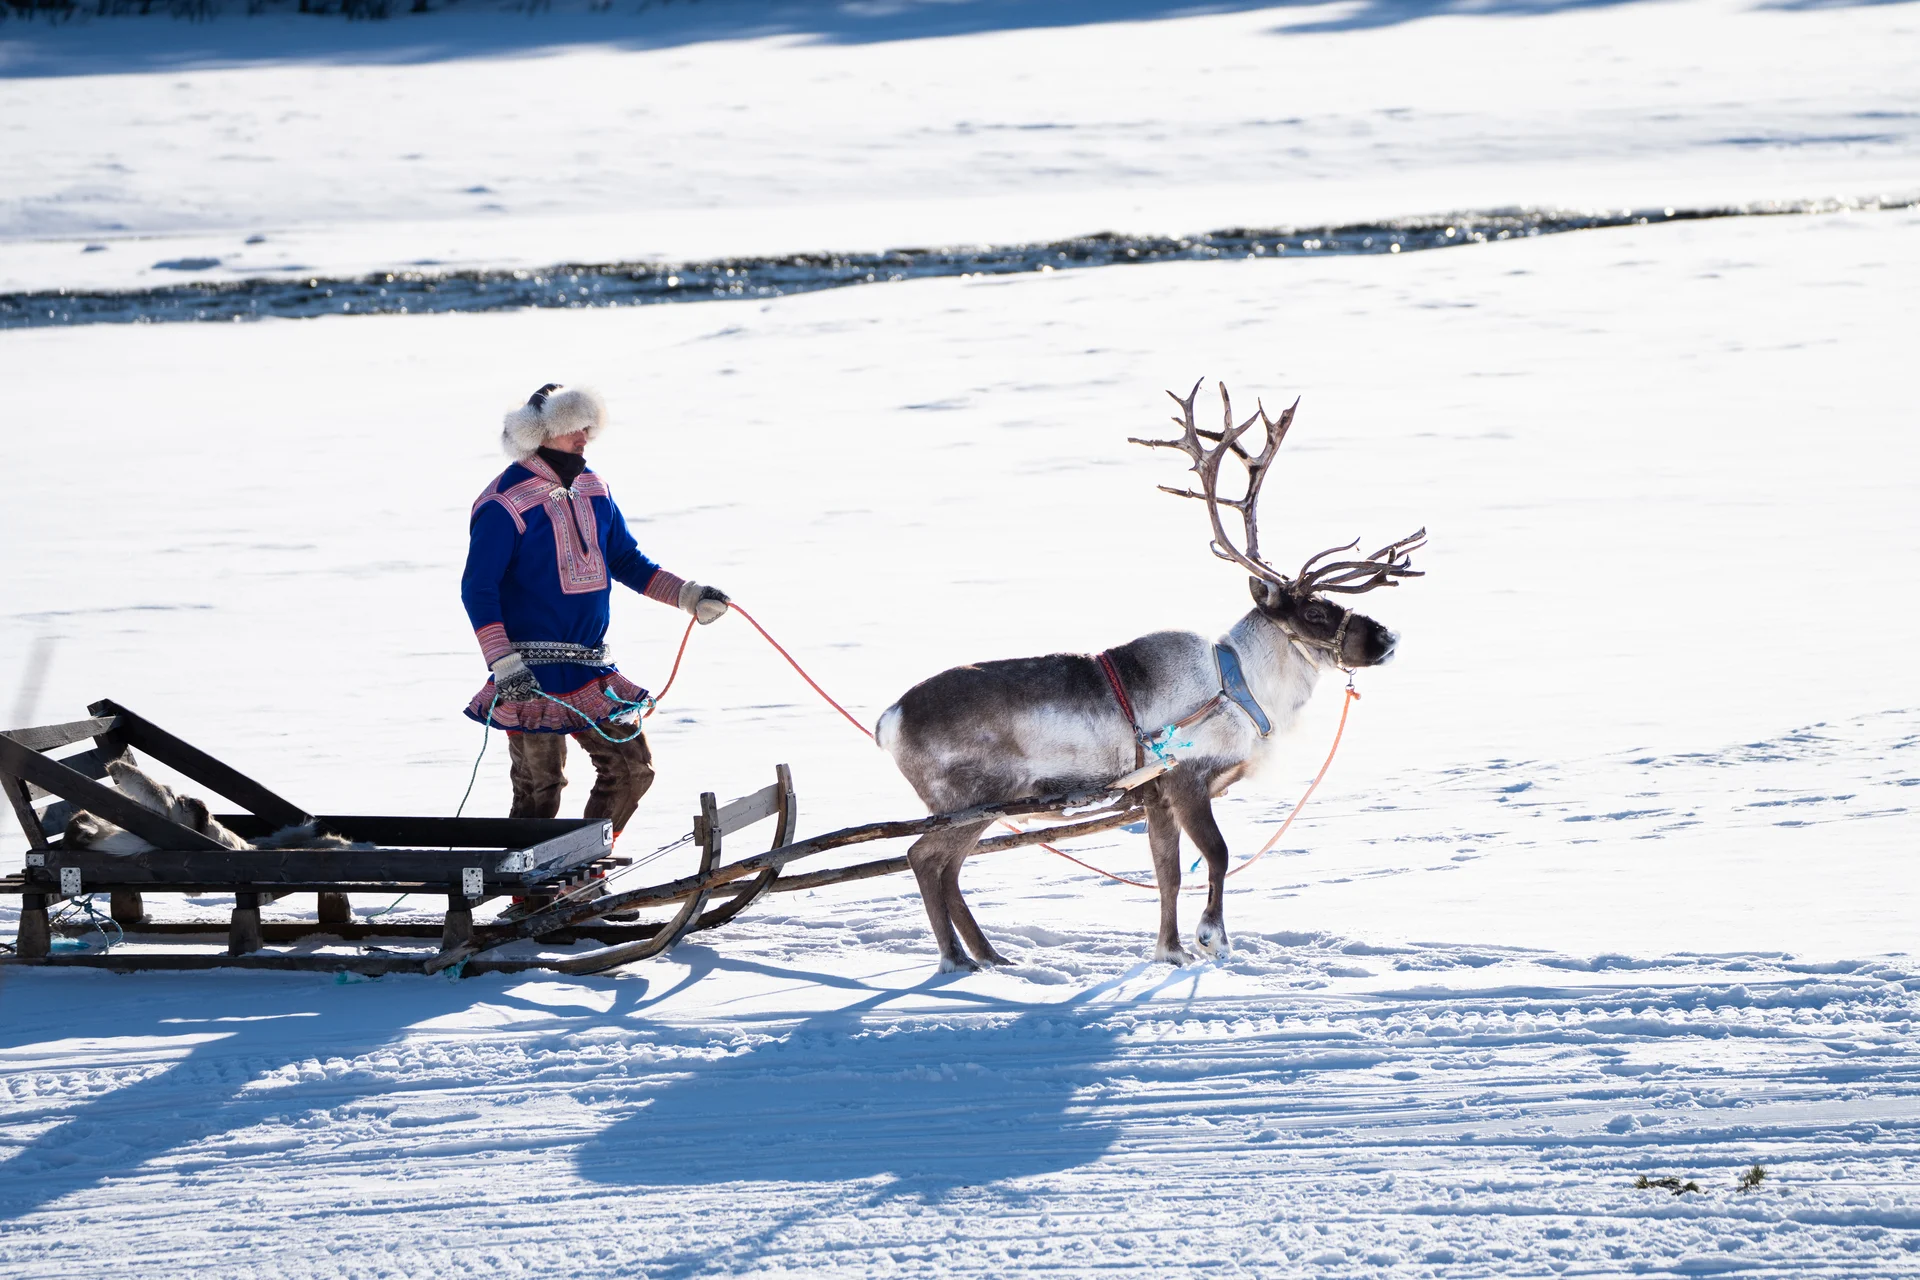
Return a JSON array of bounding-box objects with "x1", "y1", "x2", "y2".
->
[{"x1": 0, "y1": 201, "x2": 1893, "y2": 331}]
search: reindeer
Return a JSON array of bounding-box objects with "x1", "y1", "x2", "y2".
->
[
  {"x1": 875, "y1": 381, "x2": 1425, "y2": 972},
  {"x1": 66, "y1": 759, "x2": 363, "y2": 853}
]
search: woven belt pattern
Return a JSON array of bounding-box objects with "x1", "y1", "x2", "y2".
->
[{"x1": 512, "y1": 641, "x2": 610, "y2": 666}]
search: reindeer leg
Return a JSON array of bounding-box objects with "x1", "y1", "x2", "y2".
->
[
  {"x1": 1170, "y1": 783, "x2": 1232, "y2": 958},
  {"x1": 1145, "y1": 788, "x2": 1194, "y2": 965},
  {"x1": 907, "y1": 828, "x2": 974, "y2": 972},
  {"x1": 938, "y1": 822, "x2": 1009, "y2": 966}
]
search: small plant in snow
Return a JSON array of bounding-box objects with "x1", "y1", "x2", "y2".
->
[
  {"x1": 1737, "y1": 1163, "x2": 1768, "y2": 1192},
  {"x1": 1634, "y1": 1175, "x2": 1701, "y2": 1195}
]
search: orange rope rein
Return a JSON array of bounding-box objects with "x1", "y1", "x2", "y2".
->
[
  {"x1": 658, "y1": 602, "x2": 1357, "y2": 889},
  {"x1": 640, "y1": 617, "x2": 698, "y2": 718},
  {"x1": 730, "y1": 605, "x2": 878, "y2": 740},
  {"x1": 1225, "y1": 682, "x2": 1358, "y2": 878}
]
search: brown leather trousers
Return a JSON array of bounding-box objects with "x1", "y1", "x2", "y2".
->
[{"x1": 507, "y1": 728, "x2": 655, "y2": 835}]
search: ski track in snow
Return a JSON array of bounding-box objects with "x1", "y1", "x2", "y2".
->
[{"x1": 3, "y1": 952, "x2": 1919, "y2": 1276}]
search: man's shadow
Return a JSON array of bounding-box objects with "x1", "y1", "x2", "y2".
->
[{"x1": 574, "y1": 957, "x2": 1131, "y2": 1197}]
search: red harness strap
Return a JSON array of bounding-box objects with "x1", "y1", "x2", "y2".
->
[{"x1": 1096, "y1": 650, "x2": 1147, "y2": 769}]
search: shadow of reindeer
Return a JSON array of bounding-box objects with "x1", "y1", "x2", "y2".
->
[{"x1": 575, "y1": 980, "x2": 1126, "y2": 1197}]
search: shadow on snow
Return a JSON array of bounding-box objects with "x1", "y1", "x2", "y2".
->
[
  {"x1": 4, "y1": 0, "x2": 1910, "y2": 78},
  {"x1": 0, "y1": 966, "x2": 647, "y2": 1222},
  {"x1": 0, "y1": 947, "x2": 1146, "y2": 1224},
  {"x1": 573, "y1": 947, "x2": 1128, "y2": 1195}
]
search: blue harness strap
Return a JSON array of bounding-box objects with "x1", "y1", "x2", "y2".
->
[{"x1": 1214, "y1": 642, "x2": 1272, "y2": 736}]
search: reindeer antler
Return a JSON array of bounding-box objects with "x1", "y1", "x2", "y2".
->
[
  {"x1": 1293, "y1": 528, "x2": 1428, "y2": 595},
  {"x1": 1129, "y1": 379, "x2": 1297, "y2": 585},
  {"x1": 1131, "y1": 381, "x2": 1424, "y2": 599}
]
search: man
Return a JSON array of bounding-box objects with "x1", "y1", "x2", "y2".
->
[{"x1": 461, "y1": 383, "x2": 729, "y2": 837}]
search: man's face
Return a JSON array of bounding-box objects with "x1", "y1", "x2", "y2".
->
[{"x1": 548, "y1": 429, "x2": 589, "y2": 455}]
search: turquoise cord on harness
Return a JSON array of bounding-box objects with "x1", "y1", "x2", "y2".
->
[{"x1": 1144, "y1": 723, "x2": 1195, "y2": 767}]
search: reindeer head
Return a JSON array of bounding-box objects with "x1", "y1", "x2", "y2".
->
[{"x1": 1131, "y1": 380, "x2": 1425, "y2": 671}]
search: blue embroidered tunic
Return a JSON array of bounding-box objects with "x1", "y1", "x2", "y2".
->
[{"x1": 461, "y1": 453, "x2": 686, "y2": 733}]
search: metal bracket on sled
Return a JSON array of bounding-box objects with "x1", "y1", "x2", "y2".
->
[
  {"x1": 461, "y1": 867, "x2": 484, "y2": 901},
  {"x1": 60, "y1": 867, "x2": 83, "y2": 899}
]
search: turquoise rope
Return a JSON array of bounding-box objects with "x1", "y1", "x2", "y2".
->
[
  {"x1": 48, "y1": 894, "x2": 123, "y2": 953},
  {"x1": 483, "y1": 680, "x2": 655, "y2": 744},
  {"x1": 455, "y1": 691, "x2": 502, "y2": 819}
]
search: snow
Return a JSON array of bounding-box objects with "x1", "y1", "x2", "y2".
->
[
  {"x1": 3, "y1": 0, "x2": 1918, "y2": 290},
  {"x1": 4, "y1": 3, "x2": 1920, "y2": 1275}
]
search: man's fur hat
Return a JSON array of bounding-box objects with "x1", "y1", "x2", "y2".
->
[{"x1": 501, "y1": 383, "x2": 607, "y2": 458}]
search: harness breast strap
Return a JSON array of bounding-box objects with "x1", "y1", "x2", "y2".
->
[
  {"x1": 1098, "y1": 644, "x2": 1273, "y2": 772},
  {"x1": 1214, "y1": 642, "x2": 1273, "y2": 736}
]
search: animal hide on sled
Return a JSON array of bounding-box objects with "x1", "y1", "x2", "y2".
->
[{"x1": 64, "y1": 760, "x2": 368, "y2": 852}]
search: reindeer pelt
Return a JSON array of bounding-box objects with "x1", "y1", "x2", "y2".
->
[{"x1": 63, "y1": 761, "x2": 369, "y2": 853}]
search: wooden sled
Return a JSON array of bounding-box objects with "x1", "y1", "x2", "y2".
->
[{"x1": 2, "y1": 701, "x2": 1151, "y2": 977}]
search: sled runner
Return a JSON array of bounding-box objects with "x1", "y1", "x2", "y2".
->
[{"x1": 0, "y1": 701, "x2": 1148, "y2": 976}]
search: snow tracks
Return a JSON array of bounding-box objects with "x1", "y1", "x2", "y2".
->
[{"x1": 3, "y1": 949, "x2": 1918, "y2": 1277}]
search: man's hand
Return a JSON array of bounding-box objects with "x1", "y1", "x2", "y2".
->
[
  {"x1": 677, "y1": 580, "x2": 732, "y2": 625},
  {"x1": 489, "y1": 653, "x2": 543, "y2": 703}
]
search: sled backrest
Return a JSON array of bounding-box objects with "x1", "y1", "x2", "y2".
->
[
  {"x1": 0, "y1": 714, "x2": 127, "y2": 847},
  {"x1": 0, "y1": 699, "x2": 311, "y2": 852},
  {"x1": 696, "y1": 763, "x2": 799, "y2": 862}
]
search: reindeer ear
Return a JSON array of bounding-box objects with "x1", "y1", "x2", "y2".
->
[{"x1": 1249, "y1": 576, "x2": 1284, "y2": 610}]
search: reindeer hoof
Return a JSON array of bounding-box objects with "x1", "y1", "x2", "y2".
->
[
  {"x1": 1154, "y1": 944, "x2": 1198, "y2": 966},
  {"x1": 939, "y1": 954, "x2": 983, "y2": 974},
  {"x1": 1195, "y1": 921, "x2": 1230, "y2": 958},
  {"x1": 976, "y1": 949, "x2": 1014, "y2": 968}
]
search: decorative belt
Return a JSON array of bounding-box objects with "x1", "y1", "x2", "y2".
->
[{"x1": 512, "y1": 641, "x2": 610, "y2": 666}]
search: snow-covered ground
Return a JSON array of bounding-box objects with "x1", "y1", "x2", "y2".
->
[{"x1": 4, "y1": 3, "x2": 1920, "y2": 1276}]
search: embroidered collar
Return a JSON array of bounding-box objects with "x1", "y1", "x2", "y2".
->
[{"x1": 520, "y1": 452, "x2": 594, "y2": 492}]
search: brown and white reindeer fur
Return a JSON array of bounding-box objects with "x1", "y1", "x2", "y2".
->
[
  {"x1": 65, "y1": 759, "x2": 360, "y2": 852},
  {"x1": 876, "y1": 382, "x2": 1424, "y2": 973}
]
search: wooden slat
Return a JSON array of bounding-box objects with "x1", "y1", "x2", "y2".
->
[
  {"x1": 766, "y1": 807, "x2": 1142, "y2": 894},
  {"x1": 0, "y1": 953, "x2": 552, "y2": 976},
  {"x1": 118, "y1": 920, "x2": 669, "y2": 943},
  {"x1": 27, "y1": 844, "x2": 582, "y2": 889},
  {"x1": 713, "y1": 781, "x2": 782, "y2": 837},
  {"x1": 689, "y1": 763, "x2": 798, "y2": 935},
  {"x1": 88, "y1": 699, "x2": 309, "y2": 828},
  {"x1": 24, "y1": 746, "x2": 119, "y2": 802},
  {"x1": 1, "y1": 774, "x2": 48, "y2": 849},
  {"x1": 215, "y1": 813, "x2": 605, "y2": 849},
  {"x1": 0, "y1": 733, "x2": 228, "y2": 852},
  {"x1": 0, "y1": 716, "x2": 117, "y2": 754}
]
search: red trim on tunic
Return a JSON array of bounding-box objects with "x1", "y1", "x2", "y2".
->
[
  {"x1": 503, "y1": 455, "x2": 609, "y2": 596},
  {"x1": 467, "y1": 671, "x2": 652, "y2": 734},
  {"x1": 644, "y1": 569, "x2": 687, "y2": 607},
  {"x1": 475, "y1": 623, "x2": 513, "y2": 666}
]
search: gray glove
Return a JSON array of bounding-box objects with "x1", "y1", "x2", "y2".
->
[
  {"x1": 677, "y1": 580, "x2": 731, "y2": 625},
  {"x1": 489, "y1": 653, "x2": 543, "y2": 703}
]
